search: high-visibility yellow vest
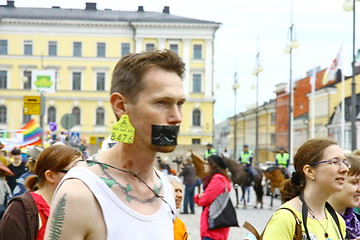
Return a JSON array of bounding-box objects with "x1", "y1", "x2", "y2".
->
[
  {"x1": 240, "y1": 151, "x2": 253, "y2": 164},
  {"x1": 276, "y1": 153, "x2": 289, "y2": 167},
  {"x1": 205, "y1": 148, "x2": 216, "y2": 159}
]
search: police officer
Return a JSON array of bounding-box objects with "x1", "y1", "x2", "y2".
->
[
  {"x1": 275, "y1": 147, "x2": 290, "y2": 178},
  {"x1": 238, "y1": 144, "x2": 255, "y2": 184},
  {"x1": 204, "y1": 143, "x2": 216, "y2": 160}
]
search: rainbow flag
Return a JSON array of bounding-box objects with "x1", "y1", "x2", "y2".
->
[{"x1": 19, "y1": 119, "x2": 42, "y2": 143}]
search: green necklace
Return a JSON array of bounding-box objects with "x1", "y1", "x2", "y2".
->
[{"x1": 81, "y1": 159, "x2": 163, "y2": 204}]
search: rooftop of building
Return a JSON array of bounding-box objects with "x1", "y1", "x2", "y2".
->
[{"x1": 0, "y1": 1, "x2": 220, "y2": 25}]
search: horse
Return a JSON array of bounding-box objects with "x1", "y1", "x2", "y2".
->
[
  {"x1": 188, "y1": 150, "x2": 208, "y2": 179},
  {"x1": 222, "y1": 157, "x2": 264, "y2": 209},
  {"x1": 265, "y1": 166, "x2": 286, "y2": 208}
]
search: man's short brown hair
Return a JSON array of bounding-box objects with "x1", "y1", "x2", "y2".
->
[{"x1": 110, "y1": 49, "x2": 185, "y2": 103}]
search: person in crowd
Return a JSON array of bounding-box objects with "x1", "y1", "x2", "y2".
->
[
  {"x1": 352, "y1": 149, "x2": 360, "y2": 214},
  {"x1": 0, "y1": 144, "x2": 82, "y2": 240},
  {"x1": 263, "y1": 138, "x2": 348, "y2": 239},
  {"x1": 6, "y1": 148, "x2": 28, "y2": 191},
  {"x1": 0, "y1": 162, "x2": 13, "y2": 219},
  {"x1": 275, "y1": 146, "x2": 290, "y2": 178},
  {"x1": 194, "y1": 155, "x2": 231, "y2": 240},
  {"x1": 179, "y1": 157, "x2": 197, "y2": 214},
  {"x1": 238, "y1": 144, "x2": 256, "y2": 184},
  {"x1": 44, "y1": 49, "x2": 186, "y2": 239},
  {"x1": 167, "y1": 175, "x2": 188, "y2": 240},
  {"x1": 204, "y1": 143, "x2": 216, "y2": 160},
  {"x1": 12, "y1": 146, "x2": 44, "y2": 197},
  {"x1": 221, "y1": 148, "x2": 230, "y2": 158},
  {"x1": 328, "y1": 154, "x2": 360, "y2": 239},
  {"x1": 0, "y1": 150, "x2": 9, "y2": 167}
]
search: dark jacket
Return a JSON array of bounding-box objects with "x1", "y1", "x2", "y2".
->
[
  {"x1": 179, "y1": 163, "x2": 197, "y2": 185},
  {"x1": 0, "y1": 191, "x2": 39, "y2": 240}
]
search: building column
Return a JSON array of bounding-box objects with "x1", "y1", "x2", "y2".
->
[
  {"x1": 205, "y1": 39, "x2": 213, "y2": 97},
  {"x1": 182, "y1": 39, "x2": 190, "y2": 98}
]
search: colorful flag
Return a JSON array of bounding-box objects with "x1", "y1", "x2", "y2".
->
[
  {"x1": 322, "y1": 46, "x2": 343, "y2": 85},
  {"x1": 18, "y1": 119, "x2": 42, "y2": 144}
]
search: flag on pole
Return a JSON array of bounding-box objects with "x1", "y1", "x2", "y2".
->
[
  {"x1": 17, "y1": 119, "x2": 42, "y2": 146},
  {"x1": 355, "y1": 49, "x2": 360, "y2": 67},
  {"x1": 322, "y1": 46, "x2": 343, "y2": 85}
]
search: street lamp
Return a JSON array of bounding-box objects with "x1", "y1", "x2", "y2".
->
[
  {"x1": 232, "y1": 72, "x2": 240, "y2": 159},
  {"x1": 252, "y1": 52, "x2": 263, "y2": 165},
  {"x1": 284, "y1": 21, "x2": 299, "y2": 162},
  {"x1": 343, "y1": 0, "x2": 359, "y2": 151}
]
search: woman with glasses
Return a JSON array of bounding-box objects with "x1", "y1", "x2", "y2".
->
[
  {"x1": 262, "y1": 138, "x2": 348, "y2": 240},
  {"x1": 0, "y1": 144, "x2": 82, "y2": 240},
  {"x1": 328, "y1": 155, "x2": 360, "y2": 239}
]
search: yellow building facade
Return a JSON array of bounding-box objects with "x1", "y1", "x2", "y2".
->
[{"x1": 0, "y1": 2, "x2": 220, "y2": 156}]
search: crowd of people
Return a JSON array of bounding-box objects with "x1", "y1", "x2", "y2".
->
[{"x1": 0, "y1": 50, "x2": 359, "y2": 240}]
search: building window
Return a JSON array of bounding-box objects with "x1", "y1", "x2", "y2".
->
[
  {"x1": 146, "y1": 43, "x2": 155, "y2": 51},
  {"x1": 169, "y1": 44, "x2": 179, "y2": 54},
  {"x1": 72, "y1": 107, "x2": 81, "y2": 125},
  {"x1": 47, "y1": 106, "x2": 56, "y2": 123},
  {"x1": 0, "y1": 40, "x2": 8, "y2": 55},
  {"x1": 271, "y1": 113, "x2": 276, "y2": 124},
  {"x1": 97, "y1": 42, "x2": 106, "y2": 57},
  {"x1": 193, "y1": 44, "x2": 202, "y2": 59},
  {"x1": 23, "y1": 71, "x2": 32, "y2": 89},
  {"x1": 96, "y1": 107, "x2": 105, "y2": 125},
  {"x1": 271, "y1": 133, "x2": 276, "y2": 145},
  {"x1": 192, "y1": 74, "x2": 201, "y2": 93},
  {"x1": 192, "y1": 139, "x2": 201, "y2": 144},
  {"x1": 73, "y1": 42, "x2": 82, "y2": 57},
  {"x1": 23, "y1": 114, "x2": 31, "y2": 124},
  {"x1": 121, "y1": 43, "x2": 130, "y2": 57},
  {"x1": 96, "y1": 72, "x2": 105, "y2": 91},
  {"x1": 0, "y1": 106, "x2": 6, "y2": 123},
  {"x1": 72, "y1": 72, "x2": 81, "y2": 90},
  {"x1": 48, "y1": 41, "x2": 57, "y2": 56},
  {"x1": 192, "y1": 109, "x2": 201, "y2": 126},
  {"x1": 0, "y1": 71, "x2": 7, "y2": 89},
  {"x1": 24, "y1": 40, "x2": 33, "y2": 56}
]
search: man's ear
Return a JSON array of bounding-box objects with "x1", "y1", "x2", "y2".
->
[
  {"x1": 110, "y1": 93, "x2": 127, "y2": 116},
  {"x1": 44, "y1": 170, "x2": 56, "y2": 183}
]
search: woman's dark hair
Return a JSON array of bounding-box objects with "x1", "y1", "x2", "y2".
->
[
  {"x1": 281, "y1": 138, "x2": 338, "y2": 202},
  {"x1": 207, "y1": 155, "x2": 230, "y2": 180},
  {"x1": 26, "y1": 145, "x2": 82, "y2": 191}
]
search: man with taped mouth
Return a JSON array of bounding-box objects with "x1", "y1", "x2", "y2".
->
[{"x1": 45, "y1": 49, "x2": 186, "y2": 240}]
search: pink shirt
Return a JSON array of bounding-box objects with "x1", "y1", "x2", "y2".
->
[{"x1": 194, "y1": 173, "x2": 231, "y2": 240}]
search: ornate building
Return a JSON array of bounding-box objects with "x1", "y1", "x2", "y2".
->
[{"x1": 0, "y1": 1, "x2": 220, "y2": 156}]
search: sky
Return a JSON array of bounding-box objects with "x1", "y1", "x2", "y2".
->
[{"x1": 4, "y1": 0, "x2": 358, "y2": 124}]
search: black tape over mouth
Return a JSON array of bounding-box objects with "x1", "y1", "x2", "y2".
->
[{"x1": 151, "y1": 125, "x2": 180, "y2": 146}]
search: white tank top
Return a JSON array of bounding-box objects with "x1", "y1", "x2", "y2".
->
[{"x1": 59, "y1": 166, "x2": 175, "y2": 240}]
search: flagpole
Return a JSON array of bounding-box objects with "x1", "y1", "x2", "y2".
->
[{"x1": 341, "y1": 72, "x2": 345, "y2": 149}]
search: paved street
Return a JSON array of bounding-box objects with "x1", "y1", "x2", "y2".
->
[{"x1": 179, "y1": 187, "x2": 282, "y2": 240}]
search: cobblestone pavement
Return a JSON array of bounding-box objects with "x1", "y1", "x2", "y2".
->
[{"x1": 178, "y1": 187, "x2": 282, "y2": 240}]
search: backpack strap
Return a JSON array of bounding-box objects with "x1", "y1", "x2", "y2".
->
[
  {"x1": 277, "y1": 207, "x2": 302, "y2": 240},
  {"x1": 325, "y1": 202, "x2": 344, "y2": 240},
  {"x1": 242, "y1": 221, "x2": 261, "y2": 240},
  {"x1": 242, "y1": 207, "x2": 302, "y2": 240}
]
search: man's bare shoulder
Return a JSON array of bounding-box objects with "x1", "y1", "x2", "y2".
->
[{"x1": 45, "y1": 179, "x2": 106, "y2": 240}]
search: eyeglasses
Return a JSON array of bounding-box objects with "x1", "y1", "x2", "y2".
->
[
  {"x1": 310, "y1": 158, "x2": 351, "y2": 168},
  {"x1": 57, "y1": 170, "x2": 69, "y2": 174}
]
